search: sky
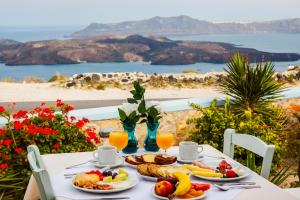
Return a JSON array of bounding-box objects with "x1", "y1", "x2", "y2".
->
[{"x1": 0, "y1": 0, "x2": 300, "y2": 27}]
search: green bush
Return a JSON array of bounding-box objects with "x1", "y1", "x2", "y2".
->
[
  {"x1": 182, "y1": 69, "x2": 198, "y2": 74},
  {"x1": 187, "y1": 98, "x2": 287, "y2": 173}
]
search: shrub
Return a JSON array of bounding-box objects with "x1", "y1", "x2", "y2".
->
[
  {"x1": 48, "y1": 72, "x2": 68, "y2": 82},
  {"x1": 22, "y1": 76, "x2": 45, "y2": 83},
  {"x1": 188, "y1": 98, "x2": 287, "y2": 174},
  {"x1": 0, "y1": 100, "x2": 101, "y2": 199},
  {"x1": 182, "y1": 69, "x2": 198, "y2": 74}
]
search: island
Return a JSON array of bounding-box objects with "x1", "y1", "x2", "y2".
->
[{"x1": 0, "y1": 35, "x2": 299, "y2": 65}]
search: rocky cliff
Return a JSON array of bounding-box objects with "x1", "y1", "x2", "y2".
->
[
  {"x1": 71, "y1": 16, "x2": 300, "y2": 37},
  {"x1": 0, "y1": 35, "x2": 299, "y2": 65}
]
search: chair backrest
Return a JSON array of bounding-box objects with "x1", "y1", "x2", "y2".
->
[
  {"x1": 27, "y1": 145, "x2": 54, "y2": 200},
  {"x1": 223, "y1": 129, "x2": 275, "y2": 179}
]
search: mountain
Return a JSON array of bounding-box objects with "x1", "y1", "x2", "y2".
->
[
  {"x1": 71, "y1": 16, "x2": 300, "y2": 37},
  {"x1": 0, "y1": 35, "x2": 299, "y2": 65}
]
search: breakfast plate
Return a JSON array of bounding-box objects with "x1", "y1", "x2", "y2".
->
[
  {"x1": 137, "y1": 173, "x2": 157, "y2": 182},
  {"x1": 190, "y1": 160, "x2": 251, "y2": 181},
  {"x1": 71, "y1": 168, "x2": 139, "y2": 193}
]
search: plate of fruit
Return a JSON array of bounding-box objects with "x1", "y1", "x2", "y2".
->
[
  {"x1": 125, "y1": 154, "x2": 177, "y2": 168},
  {"x1": 137, "y1": 163, "x2": 190, "y2": 182},
  {"x1": 72, "y1": 168, "x2": 139, "y2": 193},
  {"x1": 153, "y1": 172, "x2": 211, "y2": 200},
  {"x1": 187, "y1": 160, "x2": 250, "y2": 181}
]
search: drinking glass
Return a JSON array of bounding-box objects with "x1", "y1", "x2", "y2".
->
[
  {"x1": 109, "y1": 131, "x2": 128, "y2": 152},
  {"x1": 156, "y1": 132, "x2": 174, "y2": 154}
]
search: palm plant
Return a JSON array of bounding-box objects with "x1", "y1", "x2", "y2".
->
[{"x1": 220, "y1": 53, "x2": 285, "y2": 114}]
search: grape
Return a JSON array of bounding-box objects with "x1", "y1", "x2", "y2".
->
[
  {"x1": 157, "y1": 176, "x2": 165, "y2": 183},
  {"x1": 166, "y1": 176, "x2": 178, "y2": 185},
  {"x1": 112, "y1": 172, "x2": 118, "y2": 179}
]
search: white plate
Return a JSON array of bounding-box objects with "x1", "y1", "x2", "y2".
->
[
  {"x1": 137, "y1": 172, "x2": 157, "y2": 182},
  {"x1": 71, "y1": 175, "x2": 139, "y2": 193},
  {"x1": 191, "y1": 160, "x2": 251, "y2": 182},
  {"x1": 91, "y1": 156, "x2": 124, "y2": 168},
  {"x1": 152, "y1": 187, "x2": 206, "y2": 200}
]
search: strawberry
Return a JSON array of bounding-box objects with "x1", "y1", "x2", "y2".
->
[
  {"x1": 219, "y1": 160, "x2": 232, "y2": 169},
  {"x1": 225, "y1": 170, "x2": 237, "y2": 178}
]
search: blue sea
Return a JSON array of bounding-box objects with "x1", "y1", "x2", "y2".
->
[{"x1": 0, "y1": 27, "x2": 300, "y2": 80}]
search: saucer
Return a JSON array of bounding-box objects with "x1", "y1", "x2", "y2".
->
[
  {"x1": 177, "y1": 155, "x2": 204, "y2": 164},
  {"x1": 91, "y1": 156, "x2": 124, "y2": 168}
]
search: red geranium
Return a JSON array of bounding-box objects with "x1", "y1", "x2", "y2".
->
[
  {"x1": 76, "y1": 120, "x2": 85, "y2": 128},
  {"x1": 3, "y1": 139, "x2": 12, "y2": 147},
  {"x1": 13, "y1": 110, "x2": 27, "y2": 119},
  {"x1": 0, "y1": 106, "x2": 5, "y2": 113},
  {"x1": 52, "y1": 130, "x2": 59, "y2": 135},
  {"x1": 0, "y1": 128, "x2": 6, "y2": 135},
  {"x1": 14, "y1": 147, "x2": 22, "y2": 154},
  {"x1": 70, "y1": 116, "x2": 76, "y2": 121},
  {"x1": 82, "y1": 117, "x2": 90, "y2": 123},
  {"x1": 53, "y1": 142, "x2": 60, "y2": 150},
  {"x1": 0, "y1": 163, "x2": 8, "y2": 169},
  {"x1": 66, "y1": 105, "x2": 74, "y2": 112},
  {"x1": 56, "y1": 99, "x2": 63, "y2": 107},
  {"x1": 14, "y1": 121, "x2": 23, "y2": 130}
]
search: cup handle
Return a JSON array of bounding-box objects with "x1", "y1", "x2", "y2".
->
[{"x1": 93, "y1": 151, "x2": 98, "y2": 160}]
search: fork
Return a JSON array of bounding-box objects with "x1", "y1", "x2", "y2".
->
[{"x1": 214, "y1": 184, "x2": 261, "y2": 191}]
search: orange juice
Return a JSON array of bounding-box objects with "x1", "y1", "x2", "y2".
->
[
  {"x1": 109, "y1": 131, "x2": 128, "y2": 151},
  {"x1": 156, "y1": 133, "x2": 174, "y2": 150}
]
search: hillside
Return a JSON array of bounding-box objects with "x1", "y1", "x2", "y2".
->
[
  {"x1": 71, "y1": 16, "x2": 300, "y2": 37},
  {"x1": 0, "y1": 35, "x2": 299, "y2": 65}
]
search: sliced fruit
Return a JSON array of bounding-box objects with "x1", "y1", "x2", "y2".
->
[
  {"x1": 118, "y1": 168, "x2": 129, "y2": 177},
  {"x1": 113, "y1": 174, "x2": 127, "y2": 181},
  {"x1": 225, "y1": 169, "x2": 237, "y2": 178},
  {"x1": 219, "y1": 160, "x2": 232, "y2": 169},
  {"x1": 103, "y1": 176, "x2": 112, "y2": 182},
  {"x1": 183, "y1": 164, "x2": 214, "y2": 172},
  {"x1": 192, "y1": 161, "x2": 215, "y2": 170},
  {"x1": 172, "y1": 172, "x2": 191, "y2": 196},
  {"x1": 192, "y1": 171, "x2": 223, "y2": 178},
  {"x1": 191, "y1": 183, "x2": 211, "y2": 191}
]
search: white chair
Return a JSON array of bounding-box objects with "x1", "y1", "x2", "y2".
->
[
  {"x1": 27, "y1": 145, "x2": 55, "y2": 200},
  {"x1": 223, "y1": 128, "x2": 275, "y2": 179}
]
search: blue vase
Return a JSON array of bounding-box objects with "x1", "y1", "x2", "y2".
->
[
  {"x1": 122, "y1": 122, "x2": 138, "y2": 154},
  {"x1": 144, "y1": 121, "x2": 160, "y2": 152}
]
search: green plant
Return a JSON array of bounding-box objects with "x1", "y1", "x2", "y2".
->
[
  {"x1": 188, "y1": 98, "x2": 287, "y2": 175},
  {"x1": 0, "y1": 100, "x2": 101, "y2": 198},
  {"x1": 0, "y1": 173, "x2": 25, "y2": 200},
  {"x1": 182, "y1": 69, "x2": 198, "y2": 74},
  {"x1": 219, "y1": 53, "x2": 285, "y2": 114},
  {"x1": 187, "y1": 98, "x2": 236, "y2": 150},
  {"x1": 48, "y1": 72, "x2": 68, "y2": 82},
  {"x1": 270, "y1": 165, "x2": 292, "y2": 185}
]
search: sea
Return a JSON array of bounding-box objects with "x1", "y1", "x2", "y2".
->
[{"x1": 1, "y1": 26, "x2": 300, "y2": 80}]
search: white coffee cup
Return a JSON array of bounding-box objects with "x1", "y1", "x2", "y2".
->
[
  {"x1": 93, "y1": 145, "x2": 120, "y2": 165},
  {"x1": 179, "y1": 141, "x2": 203, "y2": 161}
]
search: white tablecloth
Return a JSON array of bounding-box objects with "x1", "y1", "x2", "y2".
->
[{"x1": 24, "y1": 145, "x2": 298, "y2": 200}]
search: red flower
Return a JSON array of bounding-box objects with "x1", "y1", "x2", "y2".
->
[
  {"x1": 3, "y1": 139, "x2": 12, "y2": 147},
  {"x1": 34, "y1": 107, "x2": 41, "y2": 112},
  {"x1": 76, "y1": 120, "x2": 85, "y2": 128},
  {"x1": 46, "y1": 114, "x2": 55, "y2": 120},
  {"x1": 14, "y1": 121, "x2": 23, "y2": 130},
  {"x1": 0, "y1": 163, "x2": 8, "y2": 169},
  {"x1": 53, "y1": 142, "x2": 60, "y2": 150},
  {"x1": 27, "y1": 124, "x2": 38, "y2": 135},
  {"x1": 0, "y1": 141, "x2": 3, "y2": 146},
  {"x1": 40, "y1": 128, "x2": 52, "y2": 135},
  {"x1": 14, "y1": 147, "x2": 22, "y2": 154},
  {"x1": 56, "y1": 99, "x2": 63, "y2": 107},
  {"x1": 52, "y1": 130, "x2": 59, "y2": 135},
  {"x1": 0, "y1": 129, "x2": 6, "y2": 135},
  {"x1": 0, "y1": 106, "x2": 5, "y2": 113},
  {"x1": 66, "y1": 105, "x2": 74, "y2": 112},
  {"x1": 13, "y1": 110, "x2": 27, "y2": 119},
  {"x1": 40, "y1": 102, "x2": 46, "y2": 106},
  {"x1": 86, "y1": 131, "x2": 101, "y2": 144},
  {"x1": 42, "y1": 108, "x2": 51, "y2": 113},
  {"x1": 70, "y1": 116, "x2": 76, "y2": 121},
  {"x1": 82, "y1": 117, "x2": 90, "y2": 123}
]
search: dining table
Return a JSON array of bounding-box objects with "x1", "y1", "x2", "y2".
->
[{"x1": 24, "y1": 144, "x2": 298, "y2": 200}]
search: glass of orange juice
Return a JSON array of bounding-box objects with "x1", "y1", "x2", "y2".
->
[
  {"x1": 156, "y1": 132, "x2": 174, "y2": 154},
  {"x1": 109, "y1": 131, "x2": 128, "y2": 152}
]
